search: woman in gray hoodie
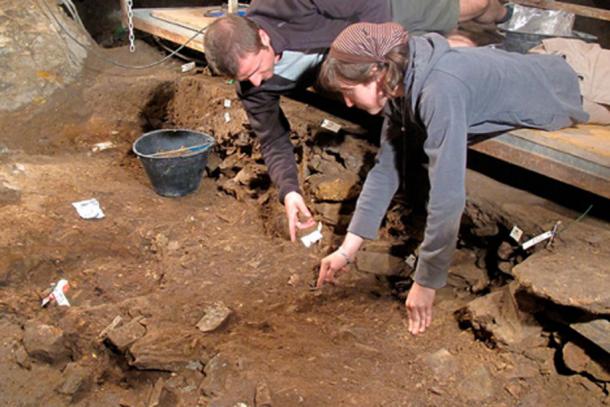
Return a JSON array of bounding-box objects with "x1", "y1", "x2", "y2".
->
[{"x1": 316, "y1": 22, "x2": 588, "y2": 336}]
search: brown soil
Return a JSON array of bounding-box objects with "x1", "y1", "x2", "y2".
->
[{"x1": 0, "y1": 43, "x2": 606, "y2": 406}]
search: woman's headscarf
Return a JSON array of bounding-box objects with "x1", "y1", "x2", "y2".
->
[{"x1": 328, "y1": 22, "x2": 409, "y2": 64}]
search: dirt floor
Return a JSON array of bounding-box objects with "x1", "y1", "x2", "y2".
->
[{"x1": 0, "y1": 42, "x2": 608, "y2": 407}]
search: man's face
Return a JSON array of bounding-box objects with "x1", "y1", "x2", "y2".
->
[
  {"x1": 340, "y1": 79, "x2": 387, "y2": 115},
  {"x1": 236, "y1": 29, "x2": 278, "y2": 87}
]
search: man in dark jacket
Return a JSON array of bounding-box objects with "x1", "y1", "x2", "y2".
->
[{"x1": 203, "y1": 0, "x2": 511, "y2": 242}]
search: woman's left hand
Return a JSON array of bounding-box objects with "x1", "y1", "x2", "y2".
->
[{"x1": 405, "y1": 282, "x2": 436, "y2": 335}]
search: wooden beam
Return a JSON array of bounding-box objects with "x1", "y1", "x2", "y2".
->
[
  {"x1": 119, "y1": 0, "x2": 128, "y2": 28},
  {"x1": 513, "y1": 0, "x2": 610, "y2": 22}
]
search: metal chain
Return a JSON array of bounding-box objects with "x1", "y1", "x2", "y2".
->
[{"x1": 127, "y1": 0, "x2": 135, "y2": 53}]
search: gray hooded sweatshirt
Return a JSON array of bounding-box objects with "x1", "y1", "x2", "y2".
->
[{"x1": 348, "y1": 34, "x2": 588, "y2": 289}]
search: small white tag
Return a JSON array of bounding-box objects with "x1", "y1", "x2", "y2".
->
[
  {"x1": 41, "y1": 279, "x2": 70, "y2": 307},
  {"x1": 521, "y1": 231, "x2": 553, "y2": 250},
  {"x1": 320, "y1": 119, "x2": 341, "y2": 133},
  {"x1": 72, "y1": 198, "x2": 105, "y2": 219},
  {"x1": 92, "y1": 141, "x2": 115, "y2": 152},
  {"x1": 224, "y1": 112, "x2": 231, "y2": 123},
  {"x1": 300, "y1": 222, "x2": 323, "y2": 248},
  {"x1": 181, "y1": 61, "x2": 196, "y2": 72},
  {"x1": 509, "y1": 226, "x2": 523, "y2": 243},
  {"x1": 405, "y1": 254, "x2": 417, "y2": 269},
  {"x1": 223, "y1": 99, "x2": 232, "y2": 108},
  {"x1": 52, "y1": 279, "x2": 70, "y2": 306}
]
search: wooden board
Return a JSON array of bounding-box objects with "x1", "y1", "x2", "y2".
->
[
  {"x1": 132, "y1": 9, "x2": 206, "y2": 52},
  {"x1": 470, "y1": 124, "x2": 610, "y2": 199},
  {"x1": 151, "y1": 7, "x2": 218, "y2": 32}
]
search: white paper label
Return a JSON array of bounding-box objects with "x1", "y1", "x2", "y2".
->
[
  {"x1": 223, "y1": 99, "x2": 232, "y2": 108},
  {"x1": 72, "y1": 198, "x2": 105, "y2": 219},
  {"x1": 320, "y1": 119, "x2": 341, "y2": 133},
  {"x1": 300, "y1": 222, "x2": 323, "y2": 248},
  {"x1": 521, "y1": 231, "x2": 553, "y2": 250},
  {"x1": 224, "y1": 112, "x2": 231, "y2": 123},
  {"x1": 509, "y1": 226, "x2": 523, "y2": 243}
]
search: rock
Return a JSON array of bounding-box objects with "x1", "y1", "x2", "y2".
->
[
  {"x1": 57, "y1": 362, "x2": 92, "y2": 400},
  {"x1": 448, "y1": 250, "x2": 490, "y2": 293},
  {"x1": 458, "y1": 283, "x2": 543, "y2": 349},
  {"x1": 255, "y1": 381, "x2": 272, "y2": 407},
  {"x1": 421, "y1": 348, "x2": 459, "y2": 378},
  {"x1": 205, "y1": 151, "x2": 222, "y2": 175},
  {"x1": 456, "y1": 366, "x2": 495, "y2": 402},
  {"x1": 0, "y1": 180, "x2": 21, "y2": 206},
  {"x1": 570, "y1": 319, "x2": 610, "y2": 355},
  {"x1": 309, "y1": 172, "x2": 360, "y2": 202},
  {"x1": 128, "y1": 325, "x2": 210, "y2": 372},
  {"x1": 233, "y1": 163, "x2": 269, "y2": 188},
  {"x1": 497, "y1": 241, "x2": 515, "y2": 261},
  {"x1": 313, "y1": 202, "x2": 353, "y2": 227},
  {"x1": 563, "y1": 342, "x2": 610, "y2": 382},
  {"x1": 498, "y1": 261, "x2": 513, "y2": 275},
  {"x1": 23, "y1": 321, "x2": 71, "y2": 365},
  {"x1": 355, "y1": 241, "x2": 406, "y2": 276},
  {"x1": 200, "y1": 353, "x2": 235, "y2": 397},
  {"x1": 14, "y1": 344, "x2": 31, "y2": 370},
  {"x1": 105, "y1": 317, "x2": 146, "y2": 352},
  {"x1": 196, "y1": 302, "x2": 232, "y2": 332},
  {"x1": 219, "y1": 154, "x2": 245, "y2": 178},
  {"x1": 512, "y1": 227, "x2": 610, "y2": 315}
]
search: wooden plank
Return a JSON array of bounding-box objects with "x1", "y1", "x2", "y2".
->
[
  {"x1": 151, "y1": 7, "x2": 218, "y2": 32},
  {"x1": 119, "y1": 0, "x2": 128, "y2": 28},
  {"x1": 470, "y1": 126, "x2": 610, "y2": 199},
  {"x1": 132, "y1": 9, "x2": 206, "y2": 52},
  {"x1": 513, "y1": 0, "x2": 610, "y2": 22},
  {"x1": 510, "y1": 125, "x2": 610, "y2": 168},
  {"x1": 570, "y1": 320, "x2": 610, "y2": 354}
]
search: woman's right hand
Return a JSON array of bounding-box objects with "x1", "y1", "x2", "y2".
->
[{"x1": 316, "y1": 250, "x2": 351, "y2": 288}]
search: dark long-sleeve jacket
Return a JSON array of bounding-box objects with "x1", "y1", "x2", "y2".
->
[
  {"x1": 348, "y1": 34, "x2": 588, "y2": 289},
  {"x1": 239, "y1": 0, "x2": 391, "y2": 202}
]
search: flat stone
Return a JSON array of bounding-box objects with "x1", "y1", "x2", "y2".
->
[
  {"x1": 355, "y1": 241, "x2": 406, "y2": 276},
  {"x1": 570, "y1": 319, "x2": 610, "y2": 354},
  {"x1": 128, "y1": 325, "x2": 210, "y2": 372},
  {"x1": 456, "y1": 366, "x2": 496, "y2": 402},
  {"x1": 105, "y1": 317, "x2": 146, "y2": 352},
  {"x1": 512, "y1": 228, "x2": 610, "y2": 314},
  {"x1": 563, "y1": 342, "x2": 610, "y2": 382},
  {"x1": 309, "y1": 172, "x2": 360, "y2": 202},
  {"x1": 458, "y1": 283, "x2": 543, "y2": 349},
  {"x1": 196, "y1": 302, "x2": 232, "y2": 332},
  {"x1": 422, "y1": 348, "x2": 459, "y2": 378},
  {"x1": 23, "y1": 320, "x2": 71, "y2": 365},
  {"x1": 0, "y1": 180, "x2": 21, "y2": 206},
  {"x1": 57, "y1": 362, "x2": 92, "y2": 399}
]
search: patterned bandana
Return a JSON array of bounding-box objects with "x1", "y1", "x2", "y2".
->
[{"x1": 329, "y1": 22, "x2": 409, "y2": 64}]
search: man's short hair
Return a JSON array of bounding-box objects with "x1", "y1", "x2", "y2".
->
[{"x1": 204, "y1": 15, "x2": 264, "y2": 78}]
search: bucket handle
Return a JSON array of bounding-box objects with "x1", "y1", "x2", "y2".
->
[{"x1": 149, "y1": 142, "x2": 213, "y2": 158}]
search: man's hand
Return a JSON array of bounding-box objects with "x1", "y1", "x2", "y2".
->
[
  {"x1": 405, "y1": 282, "x2": 436, "y2": 335},
  {"x1": 284, "y1": 191, "x2": 315, "y2": 242}
]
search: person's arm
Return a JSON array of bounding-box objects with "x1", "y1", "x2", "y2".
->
[
  {"x1": 317, "y1": 115, "x2": 400, "y2": 285},
  {"x1": 311, "y1": 0, "x2": 391, "y2": 23},
  {"x1": 406, "y1": 78, "x2": 470, "y2": 335},
  {"x1": 238, "y1": 79, "x2": 300, "y2": 203}
]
